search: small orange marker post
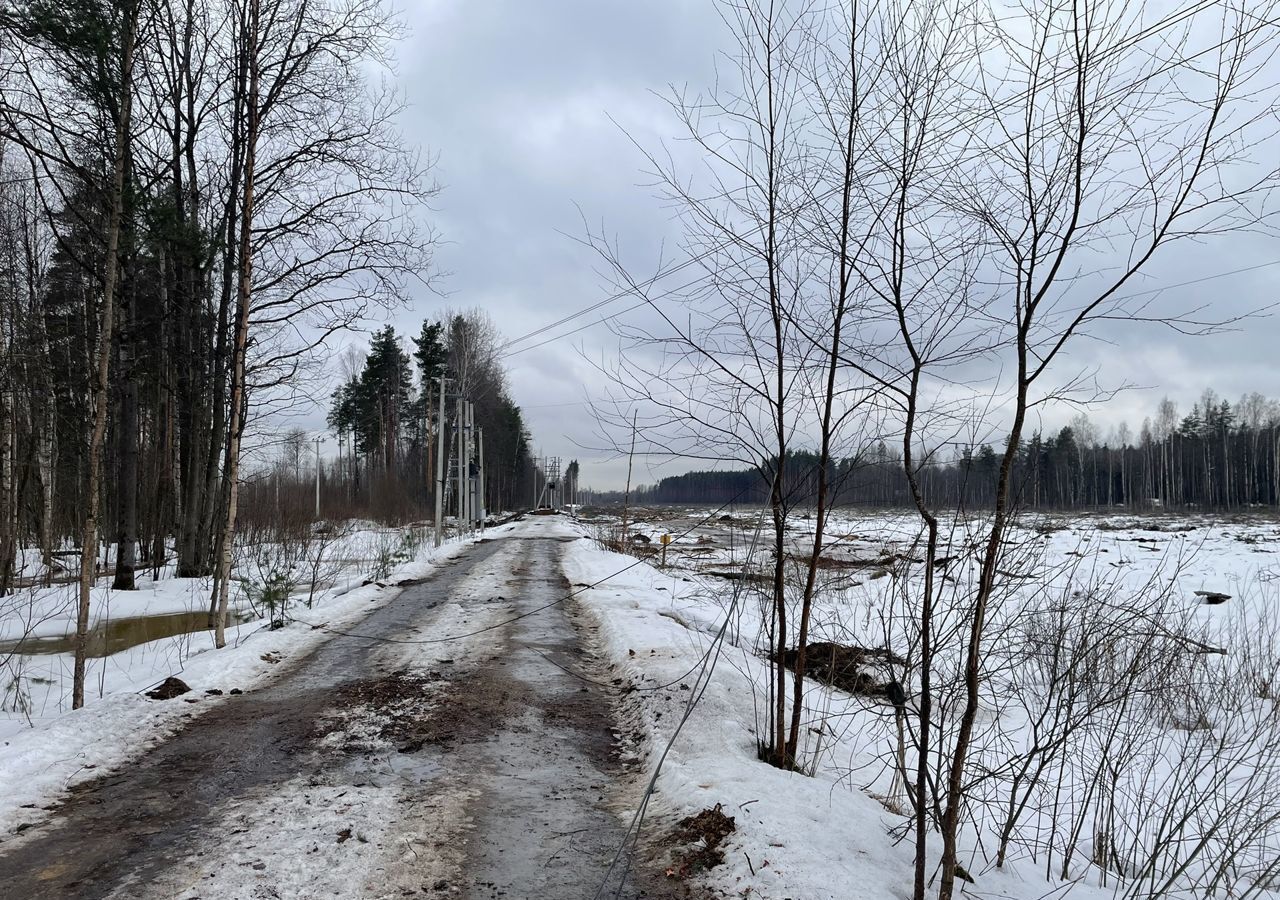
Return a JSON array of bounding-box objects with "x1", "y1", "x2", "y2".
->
[{"x1": 660, "y1": 533, "x2": 672, "y2": 567}]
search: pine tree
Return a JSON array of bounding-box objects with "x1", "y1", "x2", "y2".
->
[{"x1": 327, "y1": 326, "x2": 413, "y2": 474}]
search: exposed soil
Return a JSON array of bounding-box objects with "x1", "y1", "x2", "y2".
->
[
  {"x1": 395, "y1": 665, "x2": 527, "y2": 750},
  {"x1": 784, "y1": 551, "x2": 907, "y2": 571},
  {"x1": 311, "y1": 668, "x2": 446, "y2": 748},
  {"x1": 144, "y1": 675, "x2": 191, "y2": 699},
  {"x1": 702, "y1": 569, "x2": 769, "y2": 583},
  {"x1": 778, "y1": 641, "x2": 907, "y2": 701},
  {"x1": 0, "y1": 529, "x2": 688, "y2": 900},
  {"x1": 668, "y1": 804, "x2": 737, "y2": 877}
]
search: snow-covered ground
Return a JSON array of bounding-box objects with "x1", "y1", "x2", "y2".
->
[
  {"x1": 0, "y1": 523, "x2": 481, "y2": 837},
  {"x1": 564, "y1": 508, "x2": 1280, "y2": 900},
  {"x1": 5, "y1": 509, "x2": 1278, "y2": 899},
  {"x1": 0, "y1": 524, "x2": 429, "y2": 719}
]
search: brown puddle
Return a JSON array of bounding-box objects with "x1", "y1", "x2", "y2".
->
[{"x1": 0, "y1": 611, "x2": 254, "y2": 658}]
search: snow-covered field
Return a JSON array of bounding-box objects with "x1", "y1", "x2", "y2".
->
[
  {"x1": 5, "y1": 509, "x2": 1278, "y2": 899},
  {"x1": 565, "y1": 508, "x2": 1280, "y2": 900},
  {"x1": 0, "y1": 522, "x2": 477, "y2": 836}
]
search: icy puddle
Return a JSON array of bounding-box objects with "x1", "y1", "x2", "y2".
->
[{"x1": 0, "y1": 610, "x2": 252, "y2": 658}]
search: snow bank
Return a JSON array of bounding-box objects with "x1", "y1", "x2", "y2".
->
[
  {"x1": 561, "y1": 511, "x2": 1260, "y2": 900},
  {"x1": 0, "y1": 526, "x2": 482, "y2": 837}
]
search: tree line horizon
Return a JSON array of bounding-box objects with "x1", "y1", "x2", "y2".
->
[{"x1": 605, "y1": 390, "x2": 1280, "y2": 512}]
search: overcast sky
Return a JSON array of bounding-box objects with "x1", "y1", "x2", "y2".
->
[{"x1": 322, "y1": 1, "x2": 1280, "y2": 491}]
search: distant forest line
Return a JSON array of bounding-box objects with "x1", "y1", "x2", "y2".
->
[{"x1": 611, "y1": 392, "x2": 1280, "y2": 511}]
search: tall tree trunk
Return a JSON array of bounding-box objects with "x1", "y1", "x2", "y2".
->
[
  {"x1": 213, "y1": 0, "x2": 259, "y2": 648},
  {"x1": 0, "y1": 381, "x2": 13, "y2": 597},
  {"x1": 0, "y1": 149, "x2": 15, "y2": 597},
  {"x1": 938, "y1": 365, "x2": 1029, "y2": 898},
  {"x1": 73, "y1": 0, "x2": 137, "y2": 709},
  {"x1": 785, "y1": 36, "x2": 860, "y2": 755},
  {"x1": 20, "y1": 189, "x2": 55, "y2": 577},
  {"x1": 38, "y1": 397, "x2": 54, "y2": 577},
  {"x1": 153, "y1": 243, "x2": 175, "y2": 578},
  {"x1": 195, "y1": 122, "x2": 239, "y2": 584},
  {"x1": 112, "y1": 282, "x2": 139, "y2": 590}
]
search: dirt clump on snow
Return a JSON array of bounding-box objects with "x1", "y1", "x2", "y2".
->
[
  {"x1": 145, "y1": 676, "x2": 192, "y2": 700},
  {"x1": 702, "y1": 569, "x2": 770, "y2": 584},
  {"x1": 312, "y1": 670, "x2": 441, "y2": 748},
  {"x1": 777, "y1": 642, "x2": 905, "y2": 701},
  {"x1": 667, "y1": 804, "x2": 736, "y2": 877},
  {"x1": 786, "y1": 551, "x2": 918, "y2": 571}
]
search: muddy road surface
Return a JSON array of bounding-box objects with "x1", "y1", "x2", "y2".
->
[{"x1": 0, "y1": 525, "x2": 682, "y2": 899}]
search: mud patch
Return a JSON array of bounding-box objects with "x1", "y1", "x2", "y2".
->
[
  {"x1": 401, "y1": 667, "x2": 529, "y2": 749},
  {"x1": 329, "y1": 671, "x2": 428, "y2": 718},
  {"x1": 540, "y1": 689, "x2": 623, "y2": 767},
  {"x1": 311, "y1": 670, "x2": 458, "y2": 754},
  {"x1": 777, "y1": 642, "x2": 905, "y2": 701},
  {"x1": 667, "y1": 804, "x2": 736, "y2": 878}
]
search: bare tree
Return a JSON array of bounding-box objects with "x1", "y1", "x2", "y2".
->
[
  {"x1": 586, "y1": 0, "x2": 827, "y2": 767},
  {"x1": 588, "y1": 0, "x2": 1280, "y2": 895},
  {"x1": 211, "y1": 0, "x2": 435, "y2": 644},
  {"x1": 924, "y1": 3, "x2": 1280, "y2": 893}
]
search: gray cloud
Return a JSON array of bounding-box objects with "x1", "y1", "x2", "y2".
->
[{"x1": 324, "y1": 2, "x2": 1280, "y2": 491}]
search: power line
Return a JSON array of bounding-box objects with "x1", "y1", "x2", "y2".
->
[
  {"x1": 499, "y1": 0, "x2": 1253, "y2": 357},
  {"x1": 504, "y1": 297, "x2": 651, "y2": 359},
  {"x1": 290, "y1": 487, "x2": 753, "y2": 647},
  {"x1": 505, "y1": 254, "x2": 1280, "y2": 366},
  {"x1": 593, "y1": 507, "x2": 769, "y2": 899}
]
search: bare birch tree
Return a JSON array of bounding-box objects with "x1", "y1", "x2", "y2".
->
[
  {"x1": 211, "y1": 0, "x2": 435, "y2": 644},
  {"x1": 586, "y1": 0, "x2": 823, "y2": 767},
  {"x1": 926, "y1": 2, "x2": 1280, "y2": 894}
]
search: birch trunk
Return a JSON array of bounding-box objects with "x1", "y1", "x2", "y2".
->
[
  {"x1": 73, "y1": 1, "x2": 137, "y2": 709},
  {"x1": 213, "y1": 0, "x2": 260, "y2": 649}
]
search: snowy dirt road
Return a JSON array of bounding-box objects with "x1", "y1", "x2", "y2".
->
[{"x1": 0, "y1": 525, "x2": 681, "y2": 900}]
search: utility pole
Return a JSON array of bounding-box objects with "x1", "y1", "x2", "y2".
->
[
  {"x1": 460, "y1": 401, "x2": 469, "y2": 532},
  {"x1": 455, "y1": 397, "x2": 466, "y2": 534},
  {"x1": 434, "y1": 376, "x2": 447, "y2": 546},
  {"x1": 425, "y1": 380, "x2": 433, "y2": 521},
  {"x1": 465, "y1": 401, "x2": 475, "y2": 528},
  {"x1": 478, "y1": 427, "x2": 486, "y2": 526},
  {"x1": 537, "y1": 457, "x2": 561, "y2": 511},
  {"x1": 314, "y1": 435, "x2": 322, "y2": 520}
]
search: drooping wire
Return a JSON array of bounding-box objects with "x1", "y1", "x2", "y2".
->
[
  {"x1": 592, "y1": 507, "x2": 768, "y2": 900},
  {"x1": 289, "y1": 488, "x2": 753, "y2": 648}
]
